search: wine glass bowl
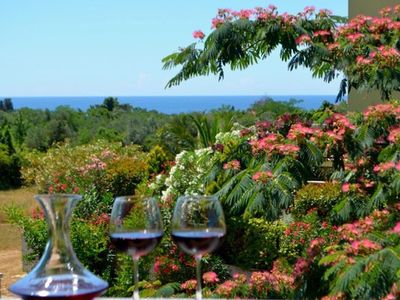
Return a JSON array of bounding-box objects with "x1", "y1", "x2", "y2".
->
[
  {"x1": 171, "y1": 195, "x2": 226, "y2": 300},
  {"x1": 110, "y1": 196, "x2": 163, "y2": 300}
]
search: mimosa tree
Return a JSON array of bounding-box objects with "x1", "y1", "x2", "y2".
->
[{"x1": 163, "y1": 5, "x2": 400, "y2": 101}]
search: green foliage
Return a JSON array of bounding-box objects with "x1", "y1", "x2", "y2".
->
[
  {"x1": 0, "y1": 98, "x2": 14, "y2": 111},
  {"x1": 220, "y1": 217, "x2": 284, "y2": 269},
  {"x1": 249, "y1": 97, "x2": 303, "y2": 121},
  {"x1": 292, "y1": 182, "x2": 341, "y2": 219},
  {"x1": 70, "y1": 219, "x2": 110, "y2": 278},
  {"x1": 0, "y1": 125, "x2": 22, "y2": 189},
  {"x1": 74, "y1": 188, "x2": 114, "y2": 219},
  {"x1": 147, "y1": 145, "x2": 169, "y2": 175}
]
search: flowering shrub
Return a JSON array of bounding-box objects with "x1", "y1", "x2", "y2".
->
[
  {"x1": 22, "y1": 140, "x2": 149, "y2": 197},
  {"x1": 147, "y1": 100, "x2": 400, "y2": 299}
]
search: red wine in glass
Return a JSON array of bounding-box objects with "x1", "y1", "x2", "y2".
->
[
  {"x1": 10, "y1": 274, "x2": 107, "y2": 300},
  {"x1": 171, "y1": 229, "x2": 225, "y2": 257},
  {"x1": 109, "y1": 196, "x2": 163, "y2": 300},
  {"x1": 111, "y1": 231, "x2": 163, "y2": 259},
  {"x1": 171, "y1": 195, "x2": 226, "y2": 300}
]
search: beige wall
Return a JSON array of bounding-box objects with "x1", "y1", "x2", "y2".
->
[
  {"x1": 349, "y1": 0, "x2": 399, "y2": 18},
  {"x1": 348, "y1": 0, "x2": 399, "y2": 111}
]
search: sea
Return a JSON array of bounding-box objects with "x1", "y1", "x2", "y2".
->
[{"x1": 7, "y1": 95, "x2": 340, "y2": 114}]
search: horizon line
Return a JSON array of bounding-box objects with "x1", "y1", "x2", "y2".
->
[{"x1": 4, "y1": 94, "x2": 338, "y2": 98}]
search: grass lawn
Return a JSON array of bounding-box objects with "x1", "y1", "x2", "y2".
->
[
  {"x1": 0, "y1": 187, "x2": 37, "y2": 297},
  {"x1": 0, "y1": 187, "x2": 37, "y2": 223}
]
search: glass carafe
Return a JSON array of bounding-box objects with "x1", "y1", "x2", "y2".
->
[{"x1": 9, "y1": 194, "x2": 108, "y2": 300}]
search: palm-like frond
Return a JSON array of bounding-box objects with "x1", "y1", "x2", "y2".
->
[
  {"x1": 355, "y1": 124, "x2": 378, "y2": 149},
  {"x1": 323, "y1": 246, "x2": 400, "y2": 299},
  {"x1": 155, "y1": 282, "x2": 181, "y2": 297}
]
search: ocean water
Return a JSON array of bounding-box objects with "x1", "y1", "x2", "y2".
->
[{"x1": 7, "y1": 95, "x2": 339, "y2": 114}]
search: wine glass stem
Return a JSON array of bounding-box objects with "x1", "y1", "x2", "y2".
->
[
  {"x1": 195, "y1": 255, "x2": 202, "y2": 300},
  {"x1": 133, "y1": 257, "x2": 139, "y2": 300}
]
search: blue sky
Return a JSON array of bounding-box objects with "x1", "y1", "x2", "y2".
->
[{"x1": 0, "y1": 1, "x2": 348, "y2": 97}]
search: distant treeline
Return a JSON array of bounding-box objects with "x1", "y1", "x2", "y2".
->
[{"x1": 0, "y1": 96, "x2": 342, "y2": 189}]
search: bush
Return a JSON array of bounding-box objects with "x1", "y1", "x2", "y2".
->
[
  {"x1": 220, "y1": 217, "x2": 285, "y2": 269},
  {"x1": 21, "y1": 140, "x2": 149, "y2": 197},
  {"x1": 292, "y1": 182, "x2": 341, "y2": 219}
]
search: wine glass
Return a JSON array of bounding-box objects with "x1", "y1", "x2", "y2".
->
[
  {"x1": 171, "y1": 195, "x2": 226, "y2": 300},
  {"x1": 110, "y1": 196, "x2": 163, "y2": 300}
]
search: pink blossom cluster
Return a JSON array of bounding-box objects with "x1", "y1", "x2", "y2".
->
[
  {"x1": 364, "y1": 103, "x2": 400, "y2": 120},
  {"x1": 214, "y1": 280, "x2": 238, "y2": 297},
  {"x1": 313, "y1": 30, "x2": 332, "y2": 38},
  {"x1": 92, "y1": 212, "x2": 110, "y2": 226},
  {"x1": 323, "y1": 113, "x2": 356, "y2": 141},
  {"x1": 346, "y1": 239, "x2": 381, "y2": 255},
  {"x1": 255, "y1": 120, "x2": 272, "y2": 135},
  {"x1": 48, "y1": 176, "x2": 80, "y2": 194},
  {"x1": 287, "y1": 123, "x2": 315, "y2": 140},
  {"x1": 202, "y1": 271, "x2": 219, "y2": 284},
  {"x1": 391, "y1": 222, "x2": 400, "y2": 234},
  {"x1": 31, "y1": 207, "x2": 45, "y2": 220},
  {"x1": 80, "y1": 156, "x2": 107, "y2": 175},
  {"x1": 153, "y1": 245, "x2": 192, "y2": 277},
  {"x1": 292, "y1": 257, "x2": 310, "y2": 279},
  {"x1": 382, "y1": 283, "x2": 400, "y2": 300},
  {"x1": 252, "y1": 170, "x2": 273, "y2": 183},
  {"x1": 354, "y1": 46, "x2": 400, "y2": 68},
  {"x1": 192, "y1": 30, "x2": 205, "y2": 40},
  {"x1": 373, "y1": 161, "x2": 400, "y2": 173},
  {"x1": 295, "y1": 34, "x2": 312, "y2": 45},
  {"x1": 223, "y1": 159, "x2": 241, "y2": 171},
  {"x1": 250, "y1": 260, "x2": 294, "y2": 295},
  {"x1": 307, "y1": 237, "x2": 325, "y2": 257},
  {"x1": 341, "y1": 182, "x2": 362, "y2": 193},
  {"x1": 388, "y1": 127, "x2": 400, "y2": 143},
  {"x1": 181, "y1": 279, "x2": 197, "y2": 291},
  {"x1": 337, "y1": 211, "x2": 390, "y2": 241},
  {"x1": 213, "y1": 273, "x2": 247, "y2": 297},
  {"x1": 207, "y1": 4, "x2": 332, "y2": 31},
  {"x1": 249, "y1": 135, "x2": 300, "y2": 158},
  {"x1": 250, "y1": 264, "x2": 294, "y2": 295}
]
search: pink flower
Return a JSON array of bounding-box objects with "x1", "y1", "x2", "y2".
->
[
  {"x1": 391, "y1": 222, "x2": 400, "y2": 234},
  {"x1": 211, "y1": 18, "x2": 224, "y2": 28},
  {"x1": 313, "y1": 30, "x2": 331, "y2": 37},
  {"x1": 341, "y1": 183, "x2": 350, "y2": 193},
  {"x1": 203, "y1": 271, "x2": 219, "y2": 284},
  {"x1": 293, "y1": 258, "x2": 309, "y2": 279},
  {"x1": 295, "y1": 34, "x2": 311, "y2": 45},
  {"x1": 193, "y1": 30, "x2": 205, "y2": 40},
  {"x1": 303, "y1": 6, "x2": 316, "y2": 15},
  {"x1": 252, "y1": 171, "x2": 273, "y2": 183},
  {"x1": 153, "y1": 260, "x2": 160, "y2": 273},
  {"x1": 215, "y1": 280, "x2": 238, "y2": 297},
  {"x1": 171, "y1": 264, "x2": 180, "y2": 271},
  {"x1": 233, "y1": 9, "x2": 253, "y2": 19},
  {"x1": 348, "y1": 239, "x2": 381, "y2": 255},
  {"x1": 233, "y1": 273, "x2": 246, "y2": 283},
  {"x1": 388, "y1": 127, "x2": 400, "y2": 143},
  {"x1": 223, "y1": 160, "x2": 241, "y2": 171},
  {"x1": 181, "y1": 279, "x2": 197, "y2": 291}
]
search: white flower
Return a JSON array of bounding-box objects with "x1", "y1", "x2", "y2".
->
[{"x1": 175, "y1": 150, "x2": 187, "y2": 162}]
